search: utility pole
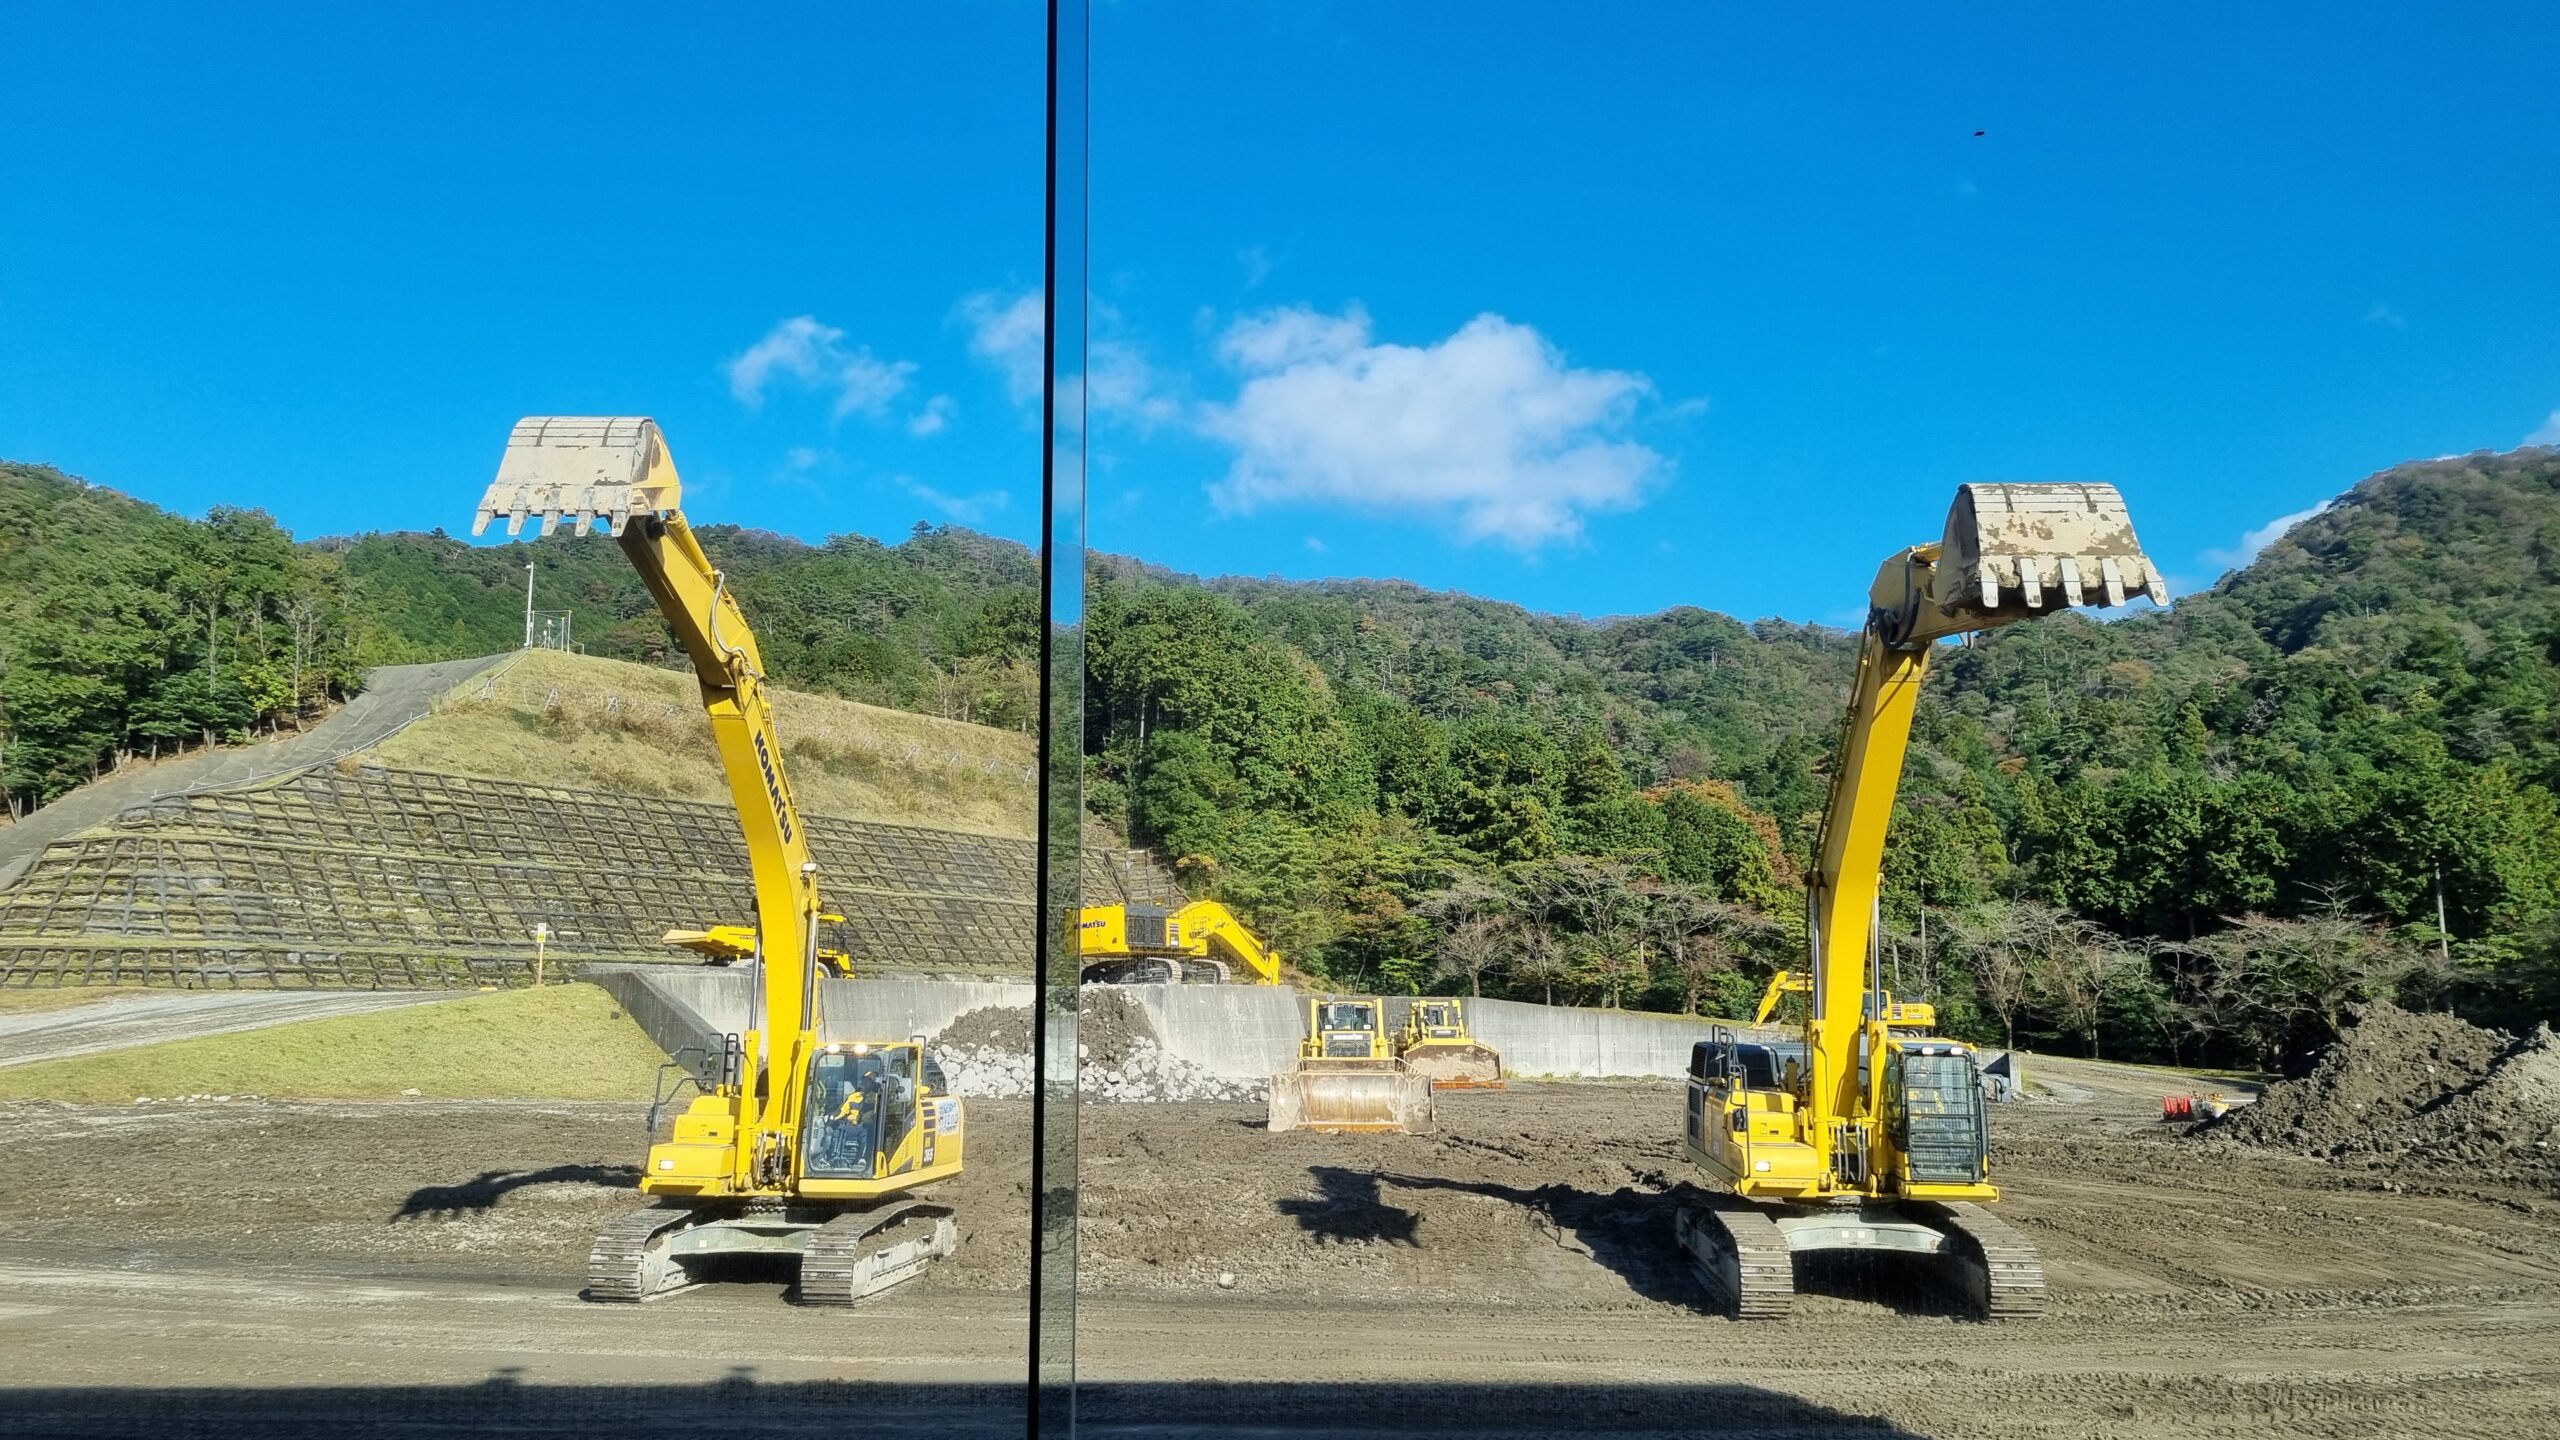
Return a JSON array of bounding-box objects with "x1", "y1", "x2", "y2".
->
[
  {"x1": 523, "y1": 562, "x2": 537, "y2": 649},
  {"x1": 2434, "y1": 863, "x2": 2452, "y2": 966}
]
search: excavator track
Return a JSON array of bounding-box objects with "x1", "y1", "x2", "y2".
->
[
  {"x1": 584, "y1": 1205, "x2": 705, "y2": 1304},
  {"x1": 1676, "y1": 1200, "x2": 1793, "y2": 1320},
  {"x1": 1925, "y1": 1201, "x2": 2046, "y2": 1320},
  {"x1": 799, "y1": 1202, "x2": 959, "y2": 1307}
]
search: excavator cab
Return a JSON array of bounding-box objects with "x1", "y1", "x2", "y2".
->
[{"x1": 801, "y1": 1046, "x2": 917, "y2": 1181}]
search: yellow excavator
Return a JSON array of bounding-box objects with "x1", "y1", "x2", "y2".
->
[
  {"x1": 474, "y1": 416, "x2": 962, "y2": 1305},
  {"x1": 1752, "y1": 970, "x2": 1937, "y2": 1035},
  {"x1": 1078, "y1": 900, "x2": 1281, "y2": 984},
  {"x1": 1680, "y1": 482, "x2": 2162, "y2": 1321},
  {"x1": 1395, "y1": 998, "x2": 1505, "y2": 1089},
  {"x1": 1267, "y1": 995, "x2": 1435, "y2": 1133}
]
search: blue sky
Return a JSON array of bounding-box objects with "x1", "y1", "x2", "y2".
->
[
  {"x1": 1, "y1": 5, "x2": 1047, "y2": 545},
  {"x1": 6, "y1": 6, "x2": 2559, "y2": 625}
]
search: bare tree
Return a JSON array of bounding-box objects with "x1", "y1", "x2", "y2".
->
[
  {"x1": 1517, "y1": 856, "x2": 1647, "y2": 1008},
  {"x1": 1433, "y1": 913, "x2": 1508, "y2": 999},
  {"x1": 2166, "y1": 904, "x2": 2427, "y2": 1068},
  {"x1": 1509, "y1": 923, "x2": 1570, "y2": 1008},
  {"x1": 1948, "y1": 901, "x2": 2077, "y2": 1050},
  {"x1": 2030, "y1": 923, "x2": 2140, "y2": 1059}
]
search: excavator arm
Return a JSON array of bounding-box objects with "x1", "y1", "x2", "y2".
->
[
  {"x1": 1177, "y1": 900, "x2": 1282, "y2": 984},
  {"x1": 1802, "y1": 483, "x2": 2165, "y2": 1170},
  {"x1": 474, "y1": 416, "x2": 824, "y2": 1186}
]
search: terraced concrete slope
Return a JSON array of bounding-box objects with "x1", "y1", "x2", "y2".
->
[
  {"x1": 0, "y1": 652, "x2": 1178, "y2": 990},
  {"x1": 0, "y1": 655, "x2": 506, "y2": 889}
]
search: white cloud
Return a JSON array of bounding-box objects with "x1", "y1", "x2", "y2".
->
[
  {"x1": 1239, "y1": 245, "x2": 1273, "y2": 288},
  {"x1": 725, "y1": 315, "x2": 918, "y2": 423},
  {"x1": 1197, "y1": 307, "x2": 1665, "y2": 550},
  {"x1": 2205, "y1": 502, "x2": 2330, "y2": 570},
  {"x1": 1303, "y1": 535, "x2": 1327, "y2": 553},
  {"x1": 2363, "y1": 302, "x2": 2406, "y2": 329},
  {"x1": 897, "y1": 476, "x2": 1011, "y2": 526},
  {"x1": 783, "y1": 446, "x2": 823, "y2": 472},
  {"x1": 960, "y1": 290, "x2": 1045, "y2": 407},
  {"x1": 2527, "y1": 409, "x2": 2560, "y2": 446},
  {"x1": 1091, "y1": 335, "x2": 1179, "y2": 431},
  {"x1": 909, "y1": 394, "x2": 956, "y2": 438}
]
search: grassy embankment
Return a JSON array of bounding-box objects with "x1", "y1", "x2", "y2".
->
[
  {"x1": 370, "y1": 649, "x2": 1035, "y2": 836},
  {"x1": 0, "y1": 984, "x2": 672, "y2": 1102}
]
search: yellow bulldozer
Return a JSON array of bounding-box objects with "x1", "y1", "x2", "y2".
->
[
  {"x1": 1394, "y1": 998, "x2": 1505, "y2": 1089},
  {"x1": 1679, "y1": 481, "x2": 2162, "y2": 1321},
  {"x1": 1078, "y1": 899, "x2": 1280, "y2": 984},
  {"x1": 1266, "y1": 996, "x2": 1435, "y2": 1133},
  {"x1": 475, "y1": 416, "x2": 961, "y2": 1306}
]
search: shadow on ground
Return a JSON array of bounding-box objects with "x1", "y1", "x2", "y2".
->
[
  {"x1": 391, "y1": 1164, "x2": 638, "y2": 1221},
  {"x1": 1275, "y1": 1166, "x2": 1421, "y2": 1246},
  {"x1": 1365, "y1": 1168, "x2": 1973, "y2": 1318},
  {"x1": 0, "y1": 1374, "x2": 1929, "y2": 1438}
]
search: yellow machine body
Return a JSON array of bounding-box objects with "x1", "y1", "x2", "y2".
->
[
  {"x1": 1267, "y1": 996, "x2": 1434, "y2": 1133},
  {"x1": 1078, "y1": 900, "x2": 1282, "y2": 984},
  {"x1": 1394, "y1": 998, "x2": 1506, "y2": 1089},
  {"x1": 477, "y1": 417, "x2": 960, "y2": 1304},
  {"x1": 1677, "y1": 482, "x2": 2162, "y2": 1320}
]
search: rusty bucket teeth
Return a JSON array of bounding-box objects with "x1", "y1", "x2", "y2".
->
[{"x1": 472, "y1": 416, "x2": 680, "y2": 539}]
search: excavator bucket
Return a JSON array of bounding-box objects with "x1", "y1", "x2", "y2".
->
[
  {"x1": 1267, "y1": 1064, "x2": 1435, "y2": 1133},
  {"x1": 1401, "y1": 1042, "x2": 1506, "y2": 1090},
  {"x1": 1931, "y1": 482, "x2": 2167, "y2": 625},
  {"x1": 472, "y1": 416, "x2": 680, "y2": 538}
]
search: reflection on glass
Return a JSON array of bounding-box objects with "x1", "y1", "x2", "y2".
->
[
  {"x1": 1033, "y1": 0, "x2": 1091, "y2": 1430},
  {"x1": 0, "y1": 7, "x2": 1054, "y2": 1435}
]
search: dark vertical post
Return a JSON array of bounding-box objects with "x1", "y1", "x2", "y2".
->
[{"x1": 1029, "y1": 0, "x2": 1087, "y2": 1433}]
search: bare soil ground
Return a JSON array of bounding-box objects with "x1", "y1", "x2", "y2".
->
[{"x1": 1, "y1": 1062, "x2": 2554, "y2": 1437}]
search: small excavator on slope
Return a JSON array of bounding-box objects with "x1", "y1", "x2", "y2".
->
[
  {"x1": 475, "y1": 416, "x2": 962, "y2": 1305},
  {"x1": 1680, "y1": 482, "x2": 2163, "y2": 1321}
]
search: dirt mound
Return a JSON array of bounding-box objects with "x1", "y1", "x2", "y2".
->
[
  {"x1": 2215, "y1": 1001, "x2": 2506, "y2": 1154},
  {"x1": 2407, "y1": 1023, "x2": 2560, "y2": 1170},
  {"x1": 1077, "y1": 988, "x2": 1158, "y2": 1072},
  {"x1": 2209, "y1": 1002, "x2": 2560, "y2": 1180},
  {"x1": 936, "y1": 1004, "x2": 1034, "y2": 1054}
]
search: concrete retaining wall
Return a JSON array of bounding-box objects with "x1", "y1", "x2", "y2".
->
[{"x1": 598, "y1": 966, "x2": 1749, "y2": 1084}]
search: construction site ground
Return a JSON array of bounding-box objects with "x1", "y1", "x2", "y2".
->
[{"x1": 2, "y1": 1061, "x2": 2554, "y2": 1438}]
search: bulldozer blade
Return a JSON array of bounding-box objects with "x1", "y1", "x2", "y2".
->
[
  {"x1": 1932, "y1": 482, "x2": 2167, "y2": 624},
  {"x1": 1267, "y1": 1066, "x2": 1435, "y2": 1133},
  {"x1": 472, "y1": 416, "x2": 681, "y2": 539},
  {"x1": 1401, "y1": 1043, "x2": 1506, "y2": 1090}
]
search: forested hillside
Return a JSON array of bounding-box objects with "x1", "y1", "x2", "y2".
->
[
  {"x1": 1087, "y1": 448, "x2": 2560, "y2": 1066},
  {"x1": 9, "y1": 445, "x2": 2557, "y2": 1066},
  {"x1": 0, "y1": 460, "x2": 1040, "y2": 810}
]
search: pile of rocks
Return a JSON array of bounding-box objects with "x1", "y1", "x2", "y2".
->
[
  {"x1": 931, "y1": 1004, "x2": 1037, "y2": 1099},
  {"x1": 925, "y1": 991, "x2": 1268, "y2": 1104}
]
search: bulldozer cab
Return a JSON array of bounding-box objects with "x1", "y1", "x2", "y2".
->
[
  {"x1": 1308, "y1": 999, "x2": 1385, "y2": 1060},
  {"x1": 1411, "y1": 1000, "x2": 1464, "y2": 1038},
  {"x1": 799, "y1": 1045, "x2": 921, "y2": 1182}
]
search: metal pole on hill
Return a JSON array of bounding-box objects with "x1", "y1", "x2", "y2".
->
[{"x1": 522, "y1": 562, "x2": 536, "y2": 649}]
